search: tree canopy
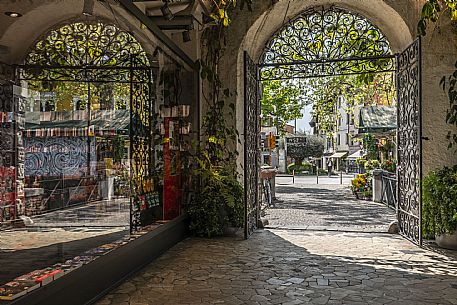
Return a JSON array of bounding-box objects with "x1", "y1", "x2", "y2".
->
[
  {"x1": 260, "y1": 80, "x2": 307, "y2": 135},
  {"x1": 300, "y1": 73, "x2": 395, "y2": 136},
  {"x1": 287, "y1": 135, "x2": 324, "y2": 164}
]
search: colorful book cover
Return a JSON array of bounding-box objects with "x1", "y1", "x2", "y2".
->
[
  {"x1": 0, "y1": 286, "x2": 27, "y2": 301},
  {"x1": 8, "y1": 279, "x2": 40, "y2": 292}
]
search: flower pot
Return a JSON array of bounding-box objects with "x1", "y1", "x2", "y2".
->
[{"x1": 436, "y1": 230, "x2": 457, "y2": 250}]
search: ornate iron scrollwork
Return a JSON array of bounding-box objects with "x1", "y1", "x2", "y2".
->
[
  {"x1": 261, "y1": 57, "x2": 395, "y2": 80},
  {"x1": 244, "y1": 52, "x2": 260, "y2": 239},
  {"x1": 130, "y1": 59, "x2": 156, "y2": 231},
  {"x1": 260, "y1": 6, "x2": 394, "y2": 80},
  {"x1": 396, "y1": 38, "x2": 422, "y2": 246},
  {"x1": 21, "y1": 20, "x2": 157, "y2": 231},
  {"x1": 22, "y1": 21, "x2": 149, "y2": 83}
]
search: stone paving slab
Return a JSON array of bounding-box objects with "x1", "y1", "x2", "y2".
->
[
  {"x1": 265, "y1": 184, "x2": 396, "y2": 232},
  {"x1": 96, "y1": 229, "x2": 457, "y2": 305}
]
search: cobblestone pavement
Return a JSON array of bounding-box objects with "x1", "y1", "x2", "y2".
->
[
  {"x1": 96, "y1": 229, "x2": 457, "y2": 305},
  {"x1": 265, "y1": 184, "x2": 396, "y2": 232}
]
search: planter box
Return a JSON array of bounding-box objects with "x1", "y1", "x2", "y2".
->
[{"x1": 353, "y1": 191, "x2": 372, "y2": 201}]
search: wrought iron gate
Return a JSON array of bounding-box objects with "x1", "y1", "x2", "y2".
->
[
  {"x1": 243, "y1": 7, "x2": 424, "y2": 246},
  {"x1": 130, "y1": 60, "x2": 156, "y2": 232},
  {"x1": 396, "y1": 38, "x2": 422, "y2": 246},
  {"x1": 244, "y1": 51, "x2": 260, "y2": 239}
]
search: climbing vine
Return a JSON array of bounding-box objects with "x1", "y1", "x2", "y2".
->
[
  {"x1": 187, "y1": 0, "x2": 253, "y2": 236},
  {"x1": 199, "y1": 0, "x2": 253, "y2": 166},
  {"x1": 418, "y1": 0, "x2": 457, "y2": 36},
  {"x1": 419, "y1": 0, "x2": 457, "y2": 150}
]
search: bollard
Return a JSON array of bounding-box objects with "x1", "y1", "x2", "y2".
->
[
  {"x1": 292, "y1": 170, "x2": 295, "y2": 184},
  {"x1": 316, "y1": 166, "x2": 319, "y2": 185},
  {"x1": 340, "y1": 171, "x2": 343, "y2": 185}
]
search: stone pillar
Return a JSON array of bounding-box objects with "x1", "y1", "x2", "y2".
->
[
  {"x1": 270, "y1": 174, "x2": 276, "y2": 200},
  {"x1": 372, "y1": 169, "x2": 383, "y2": 203}
]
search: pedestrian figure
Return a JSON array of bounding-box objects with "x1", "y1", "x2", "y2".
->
[{"x1": 327, "y1": 159, "x2": 333, "y2": 177}]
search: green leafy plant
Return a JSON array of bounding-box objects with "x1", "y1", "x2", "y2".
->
[
  {"x1": 418, "y1": 0, "x2": 457, "y2": 36},
  {"x1": 287, "y1": 162, "x2": 313, "y2": 174},
  {"x1": 351, "y1": 173, "x2": 372, "y2": 200},
  {"x1": 364, "y1": 159, "x2": 381, "y2": 171},
  {"x1": 363, "y1": 134, "x2": 379, "y2": 161},
  {"x1": 419, "y1": 1, "x2": 457, "y2": 150},
  {"x1": 187, "y1": 0, "x2": 252, "y2": 236},
  {"x1": 356, "y1": 157, "x2": 367, "y2": 166},
  {"x1": 188, "y1": 154, "x2": 244, "y2": 237},
  {"x1": 381, "y1": 159, "x2": 396, "y2": 173},
  {"x1": 287, "y1": 135, "x2": 324, "y2": 165},
  {"x1": 112, "y1": 135, "x2": 126, "y2": 163},
  {"x1": 361, "y1": 189, "x2": 373, "y2": 199},
  {"x1": 422, "y1": 165, "x2": 457, "y2": 239}
]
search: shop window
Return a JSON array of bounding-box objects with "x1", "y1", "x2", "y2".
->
[{"x1": 0, "y1": 21, "x2": 197, "y2": 290}]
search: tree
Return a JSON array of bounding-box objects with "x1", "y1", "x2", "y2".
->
[
  {"x1": 260, "y1": 80, "x2": 306, "y2": 135},
  {"x1": 362, "y1": 134, "x2": 379, "y2": 161},
  {"x1": 287, "y1": 135, "x2": 324, "y2": 165},
  {"x1": 301, "y1": 73, "x2": 395, "y2": 136}
]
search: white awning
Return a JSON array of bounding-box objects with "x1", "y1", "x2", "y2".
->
[
  {"x1": 330, "y1": 152, "x2": 348, "y2": 159},
  {"x1": 348, "y1": 150, "x2": 366, "y2": 159}
]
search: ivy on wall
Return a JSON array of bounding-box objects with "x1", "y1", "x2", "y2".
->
[
  {"x1": 419, "y1": 0, "x2": 457, "y2": 151},
  {"x1": 418, "y1": 0, "x2": 457, "y2": 36},
  {"x1": 187, "y1": 0, "x2": 254, "y2": 236}
]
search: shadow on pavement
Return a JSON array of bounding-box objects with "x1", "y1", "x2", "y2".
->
[
  {"x1": 96, "y1": 230, "x2": 457, "y2": 305},
  {"x1": 266, "y1": 184, "x2": 396, "y2": 230}
]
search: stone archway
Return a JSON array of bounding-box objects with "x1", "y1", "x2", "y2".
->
[
  {"x1": 238, "y1": 2, "x2": 425, "y2": 244},
  {"x1": 234, "y1": 0, "x2": 415, "y2": 173},
  {"x1": 0, "y1": 0, "x2": 166, "y2": 65}
]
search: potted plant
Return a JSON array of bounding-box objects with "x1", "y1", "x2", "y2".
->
[
  {"x1": 187, "y1": 154, "x2": 244, "y2": 237},
  {"x1": 351, "y1": 173, "x2": 372, "y2": 200},
  {"x1": 422, "y1": 165, "x2": 457, "y2": 249},
  {"x1": 381, "y1": 159, "x2": 396, "y2": 173},
  {"x1": 363, "y1": 159, "x2": 381, "y2": 171}
]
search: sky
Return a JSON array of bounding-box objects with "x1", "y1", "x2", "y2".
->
[{"x1": 287, "y1": 103, "x2": 313, "y2": 134}]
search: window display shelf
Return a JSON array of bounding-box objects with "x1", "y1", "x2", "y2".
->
[{"x1": 0, "y1": 215, "x2": 188, "y2": 305}]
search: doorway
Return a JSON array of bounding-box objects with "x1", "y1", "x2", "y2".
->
[{"x1": 244, "y1": 6, "x2": 422, "y2": 246}]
